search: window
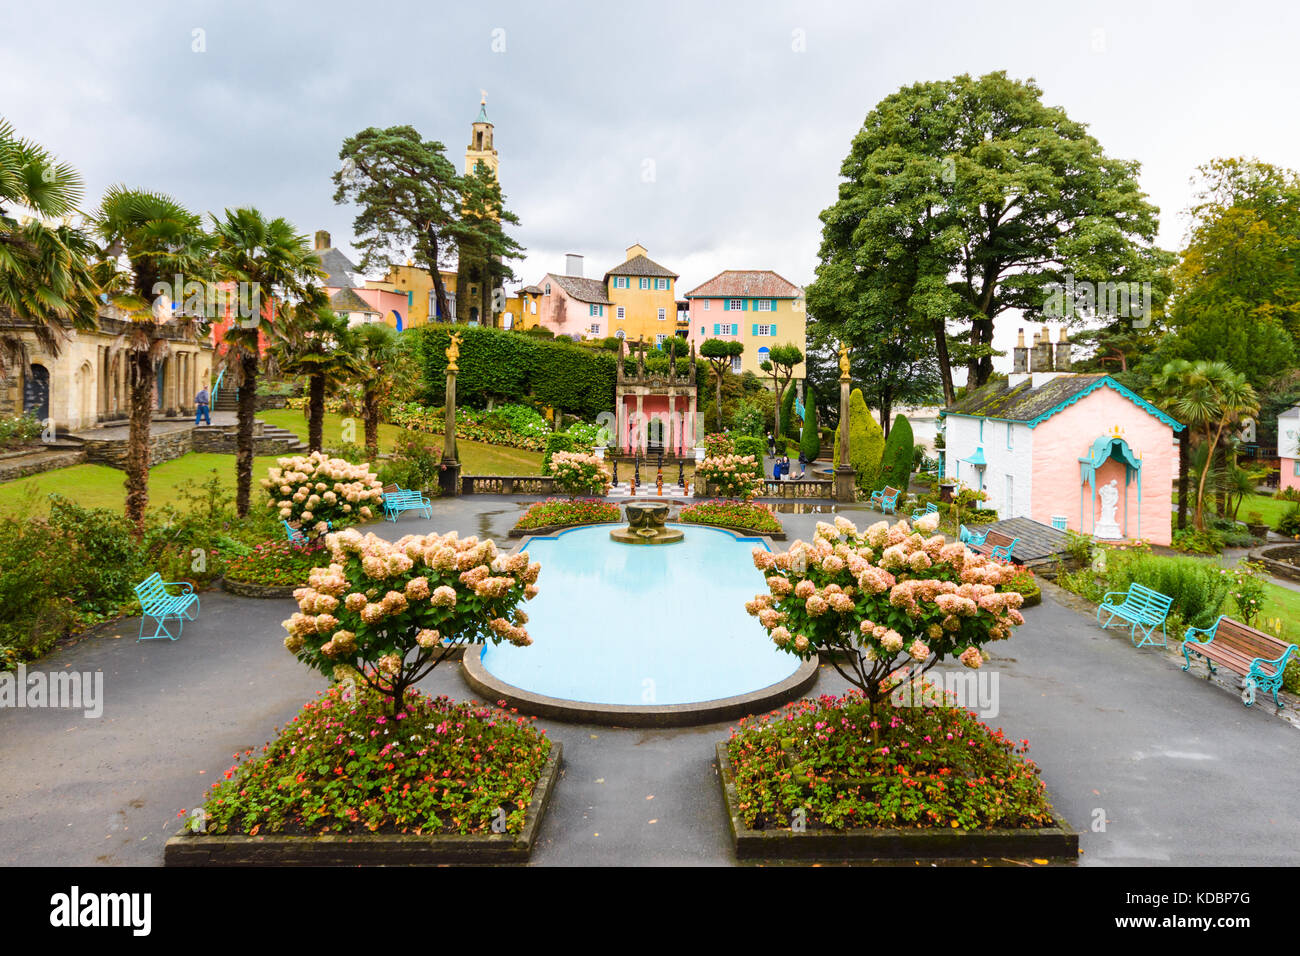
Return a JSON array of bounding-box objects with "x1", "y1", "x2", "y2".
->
[
  {"x1": 590, "y1": 304, "x2": 603, "y2": 316},
  {"x1": 615, "y1": 329, "x2": 625, "y2": 339},
  {"x1": 639, "y1": 278, "x2": 650, "y2": 289},
  {"x1": 1006, "y1": 422, "x2": 1013, "y2": 450},
  {"x1": 756, "y1": 324, "x2": 771, "y2": 336},
  {"x1": 1005, "y1": 474, "x2": 1014, "y2": 515},
  {"x1": 730, "y1": 355, "x2": 743, "y2": 372},
  {"x1": 756, "y1": 299, "x2": 772, "y2": 312},
  {"x1": 728, "y1": 299, "x2": 743, "y2": 311},
  {"x1": 656, "y1": 334, "x2": 666, "y2": 345},
  {"x1": 545, "y1": 283, "x2": 551, "y2": 295},
  {"x1": 702, "y1": 299, "x2": 710, "y2": 310},
  {"x1": 1294, "y1": 461, "x2": 1300, "y2": 477},
  {"x1": 757, "y1": 346, "x2": 770, "y2": 364},
  {"x1": 979, "y1": 419, "x2": 985, "y2": 441},
  {"x1": 658, "y1": 308, "x2": 666, "y2": 321},
  {"x1": 589, "y1": 323, "x2": 600, "y2": 335},
  {"x1": 655, "y1": 278, "x2": 668, "y2": 290},
  {"x1": 617, "y1": 306, "x2": 625, "y2": 320},
  {"x1": 530, "y1": 301, "x2": 536, "y2": 314}
]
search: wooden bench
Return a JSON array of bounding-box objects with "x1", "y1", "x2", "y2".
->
[
  {"x1": 1096, "y1": 582, "x2": 1174, "y2": 647},
  {"x1": 134, "y1": 572, "x2": 200, "y2": 642},
  {"x1": 383, "y1": 484, "x2": 432, "y2": 522},
  {"x1": 911, "y1": 502, "x2": 938, "y2": 522},
  {"x1": 967, "y1": 529, "x2": 1019, "y2": 562},
  {"x1": 1182, "y1": 615, "x2": 1299, "y2": 708},
  {"x1": 870, "y1": 486, "x2": 901, "y2": 515}
]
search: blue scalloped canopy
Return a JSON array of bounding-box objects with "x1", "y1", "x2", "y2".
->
[
  {"x1": 1080, "y1": 435, "x2": 1141, "y2": 487},
  {"x1": 961, "y1": 446, "x2": 987, "y2": 466}
]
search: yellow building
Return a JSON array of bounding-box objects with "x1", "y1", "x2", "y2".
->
[
  {"x1": 382, "y1": 263, "x2": 461, "y2": 327},
  {"x1": 604, "y1": 244, "x2": 679, "y2": 346}
]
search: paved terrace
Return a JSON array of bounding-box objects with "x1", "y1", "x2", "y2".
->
[{"x1": 2, "y1": 498, "x2": 1297, "y2": 866}]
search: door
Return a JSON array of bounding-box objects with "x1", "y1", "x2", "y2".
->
[{"x1": 23, "y1": 364, "x2": 49, "y2": 423}]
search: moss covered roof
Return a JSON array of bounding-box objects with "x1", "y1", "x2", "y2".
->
[{"x1": 943, "y1": 373, "x2": 1183, "y2": 431}]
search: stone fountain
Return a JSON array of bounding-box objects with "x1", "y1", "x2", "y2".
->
[{"x1": 610, "y1": 502, "x2": 683, "y2": 545}]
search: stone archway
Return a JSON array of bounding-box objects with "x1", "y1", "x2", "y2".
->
[{"x1": 23, "y1": 363, "x2": 50, "y2": 423}]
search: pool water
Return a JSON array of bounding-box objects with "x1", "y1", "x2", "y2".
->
[{"x1": 479, "y1": 524, "x2": 801, "y2": 706}]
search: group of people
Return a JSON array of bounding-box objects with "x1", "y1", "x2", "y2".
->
[{"x1": 767, "y1": 430, "x2": 806, "y2": 480}]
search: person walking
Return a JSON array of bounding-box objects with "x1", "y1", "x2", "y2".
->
[{"x1": 194, "y1": 385, "x2": 211, "y2": 425}]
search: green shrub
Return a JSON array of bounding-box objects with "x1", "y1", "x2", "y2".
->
[
  {"x1": 378, "y1": 434, "x2": 443, "y2": 492},
  {"x1": 1171, "y1": 526, "x2": 1225, "y2": 555},
  {"x1": 877, "y1": 414, "x2": 915, "y2": 492},
  {"x1": 703, "y1": 433, "x2": 734, "y2": 457},
  {"x1": 1278, "y1": 503, "x2": 1300, "y2": 537},
  {"x1": 324, "y1": 442, "x2": 369, "y2": 464},
  {"x1": 780, "y1": 385, "x2": 800, "y2": 440},
  {"x1": 541, "y1": 433, "x2": 576, "y2": 474},
  {"x1": 1108, "y1": 551, "x2": 1229, "y2": 629},
  {"x1": 832, "y1": 388, "x2": 884, "y2": 489},
  {"x1": 800, "y1": 401, "x2": 820, "y2": 463},
  {"x1": 731, "y1": 398, "x2": 768, "y2": 439}
]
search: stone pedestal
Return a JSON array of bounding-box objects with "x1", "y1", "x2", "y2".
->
[
  {"x1": 441, "y1": 371, "x2": 460, "y2": 496},
  {"x1": 439, "y1": 460, "x2": 461, "y2": 497},
  {"x1": 834, "y1": 466, "x2": 857, "y2": 503},
  {"x1": 834, "y1": 375, "x2": 856, "y2": 502}
]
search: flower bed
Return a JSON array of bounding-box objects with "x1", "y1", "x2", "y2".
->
[
  {"x1": 680, "y1": 500, "x2": 783, "y2": 536},
  {"x1": 513, "y1": 498, "x2": 619, "y2": 533},
  {"x1": 181, "y1": 685, "x2": 553, "y2": 839},
  {"x1": 223, "y1": 539, "x2": 330, "y2": 592},
  {"x1": 725, "y1": 691, "x2": 1057, "y2": 832},
  {"x1": 1003, "y1": 565, "x2": 1042, "y2": 608}
]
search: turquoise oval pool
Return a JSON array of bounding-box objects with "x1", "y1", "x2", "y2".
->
[{"x1": 479, "y1": 524, "x2": 801, "y2": 706}]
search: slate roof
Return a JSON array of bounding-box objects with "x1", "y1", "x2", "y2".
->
[
  {"x1": 684, "y1": 270, "x2": 803, "y2": 298},
  {"x1": 604, "y1": 254, "x2": 678, "y2": 279},
  {"x1": 520, "y1": 285, "x2": 543, "y2": 295},
  {"x1": 315, "y1": 248, "x2": 361, "y2": 289},
  {"x1": 330, "y1": 287, "x2": 377, "y2": 313},
  {"x1": 547, "y1": 274, "x2": 612, "y2": 305},
  {"x1": 963, "y1": 516, "x2": 1070, "y2": 566},
  {"x1": 942, "y1": 374, "x2": 1182, "y2": 431}
]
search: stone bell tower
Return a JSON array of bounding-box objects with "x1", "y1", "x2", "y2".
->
[{"x1": 465, "y1": 92, "x2": 498, "y2": 177}]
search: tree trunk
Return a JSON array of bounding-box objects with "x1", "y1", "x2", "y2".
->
[
  {"x1": 713, "y1": 367, "x2": 724, "y2": 432},
  {"x1": 308, "y1": 374, "x2": 325, "y2": 452},
  {"x1": 363, "y1": 387, "x2": 380, "y2": 458},
  {"x1": 932, "y1": 318, "x2": 955, "y2": 406},
  {"x1": 426, "y1": 228, "x2": 451, "y2": 323},
  {"x1": 124, "y1": 349, "x2": 154, "y2": 537},
  {"x1": 968, "y1": 316, "x2": 995, "y2": 388},
  {"x1": 235, "y1": 352, "x2": 258, "y2": 517}
]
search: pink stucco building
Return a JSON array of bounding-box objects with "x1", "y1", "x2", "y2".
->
[
  {"x1": 1280, "y1": 405, "x2": 1300, "y2": 494},
  {"x1": 941, "y1": 370, "x2": 1184, "y2": 547}
]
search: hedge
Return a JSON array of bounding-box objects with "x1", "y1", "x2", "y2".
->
[
  {"x1": 542, "y1": 433, "x2": 576, "y2": 474},
  {"x1": 734, "y1": 435, "x2": 767, "y2": 476}
]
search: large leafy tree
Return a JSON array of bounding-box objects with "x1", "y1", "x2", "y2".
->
[
  {"x1": 810, "y1": 72, "x2": 1166, "y2": 403},
  {"x1": 0, "y1": 118, "x2": 100, "y2": 376},
  {"x1": 698, "y1": 338, "x2": 744, "y2": 430},
  {"x1": 211, "y1": 208, "x2": 326, "y2": 516},
  {"x1": 94, "y1": 187, "x2": 215, "y2": 535},
  {"x1": 1148, "y1": 359, "x2": 1259, "y2": 531},
  {"x1": 332, "y1": 126, "x2": 461, "y2": 322},
  {"x1": 450, "y1": 161, "x2": 524, "y2": 326},
  {"x1": 1134, "y1": 159, "x2": 1300, "y2": 391},
  {"x1": 274, "y1": 307, "x2": 362, "y2": 452}
]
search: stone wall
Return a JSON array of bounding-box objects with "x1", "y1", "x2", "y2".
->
[
  {"x1": 82, "y1": 429, "x2": 193, "y2": 468},
  {"x1": 0, "y1": 448, "x2": 87, "y2": 482}
]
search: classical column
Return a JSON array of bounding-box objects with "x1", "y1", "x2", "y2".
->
[
  {"x1": 636, "y1": 394, "x2": 645, "y2": 456},
  {"x1": 439, "y1": 333, "x2": 462, "y2": 496},
  {"x1": 834, "y1": 342, "x2": 856, "y2": 502}
]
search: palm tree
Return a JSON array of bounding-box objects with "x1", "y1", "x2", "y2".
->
[
  {"x1": 274, "y1": 307, "x2": 362, "y2": 452},
  {"x1": 94, "y1": 186, "x2": 214, "y2": 535},
  {"x1": 211, "y1": 208, "x2": 326, "y2": 516},
  {"x1": 1149, "y1": 359, "x2": 1259, "y2": 531},
  {"x1": 350, "y1": 322, "x2": 399, "y2": 458},
  {"x1": 0, "y1": 118, "x2": 100, "y2": 378}
]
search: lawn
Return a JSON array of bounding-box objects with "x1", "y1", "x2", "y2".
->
[
  {"x1": 1259, "y1": 581, "x2": 1300, "y2": 643},
  {"x1": 0, "y1": 411, "x2": 546, "y2": 519},
  {"x1": 1172, "y1": 491, "x2": 1296, "y2": 528},
  {"x1": 258, "y1": 409, "x2": 545, "y2": 476}
]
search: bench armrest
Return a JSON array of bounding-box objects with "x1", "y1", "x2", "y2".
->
[
  {"x1": 1182, "y1": 622, "x2": 1216, "y2": 643},
  {"x1": 1258, "y1": 644, "x2": 1299, "y2": 668},
  {"x1": 1099, "y1": 591, "x2": 1128, "y2": 606},
  {"x1": 164, "y1": 581, "x2": 195, "y2": 595}
]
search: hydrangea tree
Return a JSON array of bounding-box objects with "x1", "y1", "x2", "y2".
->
[
  {"x1": 697, "y1": 454, "x2": 764, "y2": 500},
  {"x1": 548, "y1": 450, "x2": 612, "y2": 498},
  {"x1": 284, "y1": 528, "x2": 540, "y2": 714},
  {"x1": 747, "y1": 512, "x2": 1025, "y2": 743},
  {"x1": 262, "y1": 452, "x2": 385, "y2": 535}
]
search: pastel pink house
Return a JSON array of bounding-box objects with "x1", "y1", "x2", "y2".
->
[
  {"x1": 1279, "y1": 405, "x2": 1300, "y2": 494},
  {"x1": 941, "y1": 371, "x2": 1184, "y2": 547}
]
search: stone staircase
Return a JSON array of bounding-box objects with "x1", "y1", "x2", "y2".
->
[
  {"x1": 213, "y1": 386, "x2": 238, "y2": 412},
  {"x1": 192, "y1": 418, "x2": 307, "y2": 456}
]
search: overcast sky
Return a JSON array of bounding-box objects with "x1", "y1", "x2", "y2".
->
[{"x1": 5, "y1": 0, "x2": 1299, "y2": 369}]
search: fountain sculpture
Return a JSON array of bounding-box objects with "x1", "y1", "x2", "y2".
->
[{"x1": 610, "y1": 502, "x2": 683, "y2": 545}]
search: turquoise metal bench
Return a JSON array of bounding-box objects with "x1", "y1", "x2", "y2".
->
[
  {"x1": 283, "y1": 518, "x2": 330, "y2": 547},
  {"x1": 911, "y1": 502, "x2": 939, "y2": 522},
  {"x1": 1183, "y1": 615, "x2": 1298, "y2": 709},
  {"x1": 1097, "y1": 582, "x2": 1174, "y2": 647},
  {"x1": 959, "y1": 524, "x2": 988, "y2": 546},
  {"x1": 383, "y1": 486, "x2": 432, "y2": 522},
  {"x1": 870, "y1": 486, "x2": 901, "y2": 515},
  {"x1": 134, "y1": 572, "x2": 200, "y2": 642}
]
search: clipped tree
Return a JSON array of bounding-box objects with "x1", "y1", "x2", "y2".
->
[
  {"x1": 799, "y1": 396, "x2": 821, "y2": 463},
  {"x1": 780, "y1": 385, "x2": 800, "y2": 440},
  {"x1": 832, "y1": 388, "x2": 885, "y2": 489},
  {"x1": 877, "y1": 413, "x2": 915, "y2": 491},
  {"x1": 699, "y1": 338, "x2": 744, "y2": 429}
]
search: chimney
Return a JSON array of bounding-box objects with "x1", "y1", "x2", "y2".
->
[
  {"x1": 1032, "y1": 331, "x2": 1053, "y2": 374},
  {"x1": 1012, "y1": 328, "x2": 1028, "y2": 374},
  {"x1": 1055, "y1": 326, "x2": 1072, "y2": 371},
  {"x1": 314, "y1": 230, "x2": 330, "y2": 250},
  {"x1": 565, "y1": 254, "x2": 583, "y2": 278}
]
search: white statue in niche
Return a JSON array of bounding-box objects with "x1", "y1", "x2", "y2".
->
[{"x1": 1094, "y1": 479, "x2": 1121, "y2": 539}]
